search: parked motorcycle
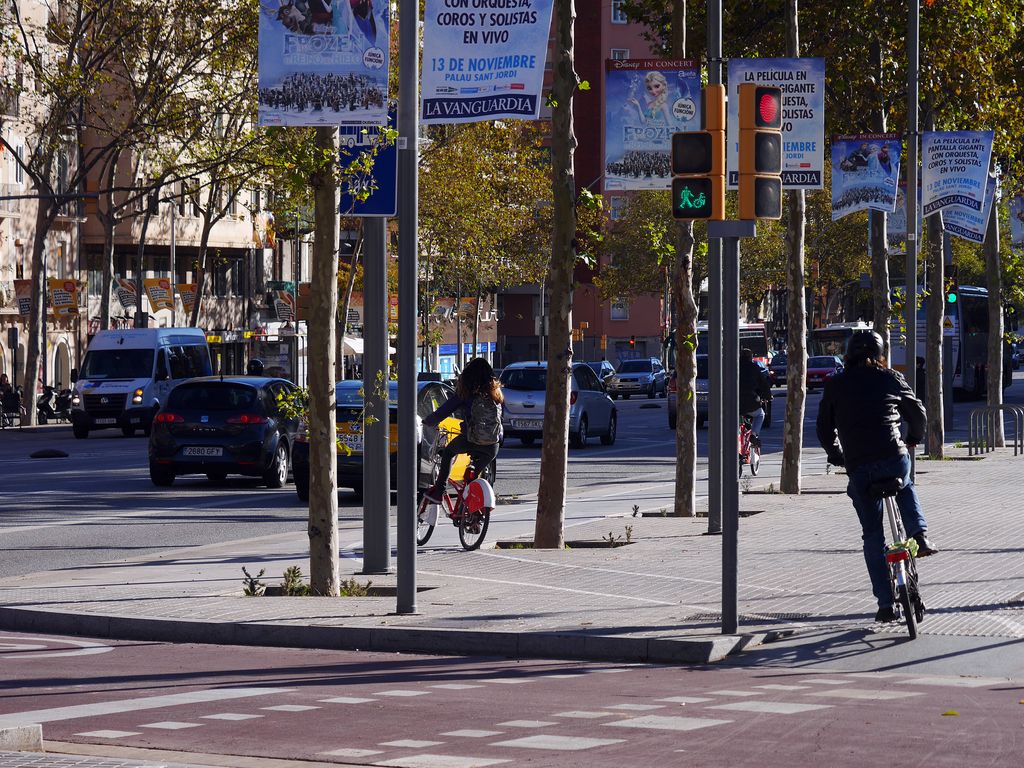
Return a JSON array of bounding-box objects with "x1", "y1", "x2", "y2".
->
[{"x1": 54, "y1": 388, "x2": 73, "y2": 422}]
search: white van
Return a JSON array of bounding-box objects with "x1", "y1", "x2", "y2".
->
[{"x1": 70, "y1": 328, "x2": 213, "y2": 438}]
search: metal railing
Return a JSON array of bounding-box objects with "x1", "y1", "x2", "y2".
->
[{"x1": 969, "y1": 405, "x2": 1024, "y2": 456}]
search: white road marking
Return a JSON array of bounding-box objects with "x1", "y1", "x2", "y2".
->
[
  {"x1": 380, "y1": 740, "x2": 446, "y2": 748},
  {"x1": 442, "y1": 730, "x2": 504, "y2": 738},
  {"x1": 491, "y1": 735, "x2": 625, "y2": 751},
  {"x1": 604, "y1": 715, "x2": 732, "y2": 731},
  {"x1": 75, "y1": 730, "x2": 141, "y2": 739},
  {"x1": 484, "y1": 678, "x2": 532, "y2": 685},
  {"x1": 604, "y1": 703, "x2": 665, "y2": 711},
  {"x1": 754, "y1": 684, "x2": 808, "y2": 692},
  {"x1": 802, "y1": 678, "x2": 854, "y2": 685},
  {"x1": 261, "y1": 704, "x2": 320, "y2": 712},
  {"x1": 140, "y1": 721, "x2": 202, "y2": 729},
  {"x1": 202, "y1": 713, "x2": 263, "y2": 721},
  {"x1": 496, "y1": 720, "x2": 558, "y2": 728},
  {"x1": 379, "y1": 756, "x2": 510, "y2": 768},
  {"x1": 0, "y1": 635, "x2": 113, "y2": 659},
  {"x1": 554, "y1": 711, "x2": 618, "y2": 719},
  {"x1": 901, "y1": 676, "x2": 1003, "y2": 688},
  {"x1": 322, "y1": 748, "x2": 385, "y2": 757},
  {"x1": 657, "y1": 696, "x2": 713, "y2": 704},
  {"x1": 429, "y1": 684, "x2": 483, "y2": 690},
  {"x1": 806, "y1": 689, "x2": 924, "y2": 701},
  {"x1": 319, "y1": 696, "x2": 376, "y2": 704},
  {"x1": 707, "y1": 690, "x2": 762, "y2": 697},
  {"x1": 376, "y1": 690, "x2": 431, "y2": 697},
  {"x1": 707, "y1": 701, "x2": 834, "y2": 715},
  {"x1": 0, "y1": 687, "x2": 292, "y2": 728}
]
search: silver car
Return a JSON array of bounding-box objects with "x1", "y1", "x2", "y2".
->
[
  {"x1": 668, "y1": 354, "x2": 709, "y2": 430},
  {"x1": 607, "y1": 358, "x2": 667, "y2": 399},
  {"x1": 500, "y1": 362, "x2": 617, "y2": 448}
]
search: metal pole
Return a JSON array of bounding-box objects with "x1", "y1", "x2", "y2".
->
[
  {"x1": 706, "y1": 0, "x2": 723, "y2": 536},
  {"x1": 362, "y1": 216, "x2": 391, "y2": 574},
  {"x1": 171, "y1": 203, "x2": 177, "y2": 326},
  {"x1": 396, "y1": 0, "x2": 419, "y2": 615},
  {"x1": 906, "y1": 0, "x2": 920, "y2": 479},
  {"x1": 942, "y1": 232, "x2": 954, "y2": 431},
  {"x1": 721, "y1": 235, "x2": 740, "y2": 634}
]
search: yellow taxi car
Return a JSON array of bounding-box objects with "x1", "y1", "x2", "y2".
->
[{"x1": 292, "y1": 379, "x2": 483, "y2": 501}]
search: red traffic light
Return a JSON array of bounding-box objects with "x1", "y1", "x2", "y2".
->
[
  {"x1": 759, "y1": 92, "x2": 779, "y2": 126},
  {"x1": 739, "y1": 84, "x2": 783, "y2": 130}
]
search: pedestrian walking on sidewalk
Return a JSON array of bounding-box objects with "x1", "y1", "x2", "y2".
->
[{"x1": 816, "y1": 331, "x2": 939, "y2": 623}]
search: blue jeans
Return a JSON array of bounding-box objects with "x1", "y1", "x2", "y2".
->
[
  {"x1": 846, "y1": 453, "x2": 928, "y2": 608},
  {"x1": 743, "y1": 408, "x2": 764, "y2": 435}
]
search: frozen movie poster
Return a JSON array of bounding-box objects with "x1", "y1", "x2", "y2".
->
[
  {"x1": 831, "y1": 134, "x2": 901, "y2": 220},
  {"x1": 1009, "y1": 196, "x2": 1024, "y2": 250},
  {"x1": 604, "y1": 59, "x2": 701, "y2": 191},
  {"x1": 258, "y1": 0, "x2": 389, "y2": 127}
]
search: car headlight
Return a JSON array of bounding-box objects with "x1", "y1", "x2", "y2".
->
[
  {"x1": 131, "y1": 387, "x2": 144, "y2": 405},
  {"x1": 71, "y1": 389, "x2": 81, "y2": 407}
]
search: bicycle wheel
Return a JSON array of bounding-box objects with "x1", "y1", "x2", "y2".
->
[
  {"x1": 416, "y1": 495, "x2": 436, "y2": 546},
  {"x1": 898, "y1": 583, "x2": 918, "y2": 640},
  {"x1": 458, "y1": 507, "x2": 491, "y2": 551},
  {"x1": 749, "y1": 443, "x2": 761, "y2": 475}
]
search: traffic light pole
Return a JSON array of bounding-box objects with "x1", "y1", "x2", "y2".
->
[
  {"x1": 706, "y1": 0, "x2": 723, "y2": 536},
  {"x1": 906, "y1": 0, "x2": 920, "y2": 480},
  {"x1": 708, "y1": 220, "x2": 755, "y2": 636}
]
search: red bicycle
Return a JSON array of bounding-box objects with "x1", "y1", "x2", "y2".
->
[
  {"x1": 416, "y1": 462, "x2": 496, "y2": 551},
  {"x1": 738, "y1": 413, "x2": 761, "y2": 477}
]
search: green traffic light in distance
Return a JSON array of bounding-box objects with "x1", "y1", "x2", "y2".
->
[{"x1": 947, "y1": 292, "x2": 957, "y2": 304}]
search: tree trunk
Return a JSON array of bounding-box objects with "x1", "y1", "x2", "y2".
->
[
  {"x1": 133, "y1": 206, "x2": 155, "y2": 328},
  {"x1": 780, "y1": 0, "x2": 806, "y2": 494},
  {"x1": 189, "y1": 217, "x2": 215, "y2": 327},
  {"x1": 337, "y1": 230, "x2": 363, "y2": 380},
  {"x1": 984, "y1": 194, "x2": 1004, "y2": 446},
  {"x1": 925, "y1": 211, "x2": 944, "y2": 457},
  {"x1": 99, "y1": 209, "x2": 117, "y2": 330},
  {"x1": 22, "y1": 204, "x2": 56, "y2": 425},
  {"x1": 472, "y1": 289, "x2": 481, "y2": 360},
  {"x1": 869, "y1": 40, "x2": 891, "y2": 359},
  {"x1": 673, "y1": 222, "x2": 698, "y2": 516},
  {"x1": 534, "y1": 0, "x2": 577, "y2": 549},
  {"x1": 308, "y1": 126, "x2": 341, "y2": 596}
]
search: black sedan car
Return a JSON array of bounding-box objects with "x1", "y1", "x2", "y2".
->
[
  {"x1": 292, "y1": 379, "x2": 490, "y2": 501},
  {"x1": 148, "y1": 377, "x2": 299, "y2": 487}
]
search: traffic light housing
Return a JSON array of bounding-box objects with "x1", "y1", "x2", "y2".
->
[
  {"x1": 670, "y1": 85, "x2": 726, "y2": 221},
  {"x1": 629, "y1": 335, "x2": 636, "y2": 348},
  {"x1": 737, "y1": 84, "x2": 783, "y2": 220}
]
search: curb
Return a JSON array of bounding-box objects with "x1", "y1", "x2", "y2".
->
[
  {"x1": 0, "y1": 606, "x2": 764, "y2": 665},
  {"x1": 0, "y1": 724, "x2": 42, "y2": 752}
]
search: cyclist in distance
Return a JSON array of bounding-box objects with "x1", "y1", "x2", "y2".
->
[
  {"x1": 816, "y1": 330, "x2": 939, "y2": 623},
  {"x1": 739, "y1": 347, "x2": 772, "y2": 441},
  {"x1": 422, "y1": 357, "x2": 503, "y2": 504}
]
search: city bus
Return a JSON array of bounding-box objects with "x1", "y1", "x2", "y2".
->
[{"x1": 665, "y1": 321, "x2": 772, "y2": 369}]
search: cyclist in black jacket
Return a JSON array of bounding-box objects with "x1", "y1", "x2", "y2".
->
[
  {"x1": 739, "y1": 348, "x2": 772, "y2": 439},
  {"x1": 816, "y1": 331, "x2": 938, "y2": 623}
]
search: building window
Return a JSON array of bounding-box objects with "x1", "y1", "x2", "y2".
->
[
  {"x1": 610, "y1": 297, "x2": 630, "y2": 320},
  {"x1": 15, "y1": 145, "x2": 24, "y2": 184},
  {"x1": 87, "y1": 253, "x2": 103, "y2": 297},
  {"x1": 611, "y1": 0, "x2": 628, "y2": 24},
  {"x1": 611, "y1": 48, "x2": 630, "y2": 60}
]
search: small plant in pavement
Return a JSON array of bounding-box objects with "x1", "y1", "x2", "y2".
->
[
  {"x1": 632, "y1": 504, "x2": 639, "y2": 517},
  {"x1": 242, "y1": 567, "x2": 266, "y2": 597},
  {"x1": 339, "y1": 578, "x2": 372, "y2": 597},
  {"x1": 281, "y1": 565, "x2": 311, "y2": 596},
  {"x1": 602, "y1": 531, "x2": 620, "y2": 546},
  {"x1": 740, "y1": 476, "x2": 751, "y2": 493},
  {"x1": 625, "y1": 525, "x2": 633, "y2": 543}
]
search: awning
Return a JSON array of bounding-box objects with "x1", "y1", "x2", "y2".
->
[{"x1": 341, "y1": 337, "x2": 395, "y2": 355}]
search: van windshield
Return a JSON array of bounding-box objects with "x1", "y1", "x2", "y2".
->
[{"x1": 80, "y1": 349, "x2": 154, "y2": 380}]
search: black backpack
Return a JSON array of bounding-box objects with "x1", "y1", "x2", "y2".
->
[{"x1": 468, "y1": 394, "x2": 502, "y2": 445}]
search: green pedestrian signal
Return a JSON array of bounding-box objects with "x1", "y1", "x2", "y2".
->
[{"x1": 672, "y1": 177, "x2": 716, "y2": 220}]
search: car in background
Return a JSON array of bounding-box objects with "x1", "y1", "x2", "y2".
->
[
  {"x1": 768, "y1": 352, "x2": 787, "y2": 386},
  {"x1": 584, "y1": 360, "x2": 616, "y2": 386},
  {"x1": 500, "y1": 361, "x2": 616, "y2": 448},
  {"x1": 606, "y1": 358, "x2": 667, "y2": 399},
  {"x1": 806, "y1": 355, "x2": 844, "y2": 391},
  {"x1": 291, "y1": 380, "x2": 487, "y2": 501},
  {"x1": 667, "y1": 354, "x2": 709, "y2": 430},
  {"x1": 148, "y1": 376, "x2": 298, "y2": 487}
]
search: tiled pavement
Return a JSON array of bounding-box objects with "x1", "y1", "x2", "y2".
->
[{"x1": 1, "y1": 444, "x2": 1022, "y2": 660}]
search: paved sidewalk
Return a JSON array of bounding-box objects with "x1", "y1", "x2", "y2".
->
[{"x1": 1, "y1": 445, "x2": 1023, "y2": 667}]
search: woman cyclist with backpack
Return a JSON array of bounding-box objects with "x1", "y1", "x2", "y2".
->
[{"x1": 422, "y1": 357, "x2": 503, "y2": 504}]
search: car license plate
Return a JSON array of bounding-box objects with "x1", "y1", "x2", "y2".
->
[
  {"x1": 183, "y1": 446, "x2": 223, "y2": 457},
  {"x1": 95, "y1": 418, "x2": 116, "y2": 425},
  {"x1": 339, "y1": 433, "x2": 363, "y2": 453},
  {"x1": 513, "y1": 419, "x2": 541, "y2": 429}
]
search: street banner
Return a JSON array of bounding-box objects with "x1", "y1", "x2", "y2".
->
[
  {"x1": 921, "y1": 130, "x2": 994, "y2": 216},
  {"x1": 431, "y1": 297, "x2": 455, "y2": 321},
  {"x1": 1009, "y1": 196, "x2": 1024, "y2": 250},
  {"x1": 176, "y1": 283, "x2": 198, "y2": 317},
  {"x1": 886, "y1": 182, "x2": 922, "y2": 255},
  {"x1": 47, "y1": 278, "x2": 78, "y2": 317},
  {"x1": 144, "y1": 278, "x2": 174, "y2": 312},
  {"x1": 14, "y1": 279, "x2": 31, "y2": 316},
  {"x1": 421, "y1": 0, "x2": 554, "y2": 124},
  {"x1": 456, "y1": 296, "x2": 478, "y2": 320},
  {"x1": 727, "y1": 57, "x2": 825, "y2": 189},
  {"x1": 114, "y1": 278, "x2": 137, "y2": 309},
  {"x1": 388, "y1": 294, "x2": 398, "y2": 322},
  {"x1": 339, "y1": 110, "x2": 398, "y2": 217},
  {"x1": 603, "y1": 59, "x2": 701, "y2": 191},
  {"x1": 273, "y1": 289, "x2": 296, "y2": 321},
  {"x1": 831, "y1": 134, "x2": 901, "y2": 220},
  {"x1": 257, "y1": 0, "x2": 390, "y2": 127},
  {"x1": 944, "y1": 174, "x2": 998, "y2": 244}
]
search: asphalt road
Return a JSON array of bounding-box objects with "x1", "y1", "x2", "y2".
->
[
  {"x1": 0, "y1": 632, "x2": 1020, "y2": 768},
  {"x1": 0, "y1": 386, "x2": 819, "y2": 578}
]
